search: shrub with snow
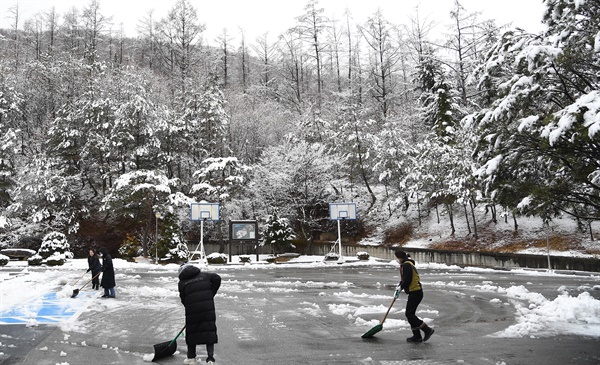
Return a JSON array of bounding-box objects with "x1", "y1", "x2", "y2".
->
[
  {"x1": 46, "y1": 252, "x2": 66, "y2": 266},
  {"x1": 169, "y1": 241, "x2": 190, "y2": 262},
  {"x1": 356, "y1": 251, "x2": 370, "y2": 260},
  {"x1": 0, "y1": 254, "x2": 9, "y2": 266},
  {"x1": 119, "y1": 234, "x2": 142, "y2": 260},
  {"x1": 325, "y1": 252, "x2": 340, "y2": 261},
  {"x1": 206, "y1": 252, "x2": 228, "y2": 264},
  {"x1": 38, "y1": 232, "x2": 71, "y2": 259},
  {"x1": 261, "y1": 213, "x2": 295, "y2": 254},
  {"x1": 28, "y1": 254, "x2": 43, "y2": 266},
  {"x1": 239, "y1": 255, "x2": 251, "y2": 263}
]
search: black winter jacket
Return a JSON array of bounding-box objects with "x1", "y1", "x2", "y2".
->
[
  {"x1": 178, "y1": 265, "x2": 221, "y2": 345},
  {"x1": 87, "y1": 254, "x2": 102, "y2": 274},
  {"x1": 99, "y1": 248, "x2": 115, "y2": 288}
]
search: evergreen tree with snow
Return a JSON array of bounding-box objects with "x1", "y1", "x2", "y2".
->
[
  {"x1": 261, "y1": 212, "x2": 295, "y2": 254},
  {"x1": 470, "y1": 0, "x2": 600, "y2": 225}
]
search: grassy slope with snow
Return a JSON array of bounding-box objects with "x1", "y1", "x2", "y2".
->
[{"x1": 355, "y1": 186, "x2": 600, "y2": 257}]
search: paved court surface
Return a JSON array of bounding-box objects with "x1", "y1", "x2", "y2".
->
[{"x1": 0, "y1": 263, "x2": 599, "y2": 365}]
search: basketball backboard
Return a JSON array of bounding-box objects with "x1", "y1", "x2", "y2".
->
[
  {"x1": 329, "y1": 203, "x2": 357, "y2": 220},
  {"x1": 190, "y1": 202, "x2": 220, "y2": 221}
]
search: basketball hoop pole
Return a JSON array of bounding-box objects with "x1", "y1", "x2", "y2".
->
[
  {"x1": 190, "y1": 218, "x2": 208, "y2": 266},
  {"x1": 337, "y1": 219, "x2": 344, "y2": 264}
]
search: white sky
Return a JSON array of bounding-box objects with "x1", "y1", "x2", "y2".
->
[{"x1": 0, "y1": 0, "x2": 546, "y2": 45}]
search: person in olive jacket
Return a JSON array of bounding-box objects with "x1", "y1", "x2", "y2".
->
[
  {"x1": 86, "y1": 248, "x2": 102, "y2": 290},
  {"x1": 394, "y1": 249, "x2": 434, "y2": 342},
  {"x1": 98, "y1": 247, "x2": 116, "y2": 298},
  {"x1": 178, "y1": 264, "x2": 221, "y2": 365}
]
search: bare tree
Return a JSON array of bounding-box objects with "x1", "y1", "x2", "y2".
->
[
  {"x1": 81, "y1": 0, "x2": 112, "y2": 65},
  {"x1": 6, "y1": 3, "x2": 21, "y2": 70},
  {"x1": 45, "y1": 7, "x2": 58, "y2": 55},
  {"x1": 155, "y1": 0, "x2": 205, "y2": 98},
  {"x1": 295, "y1": 0, "x2": 329, "y2": 108},
  {"x1": 328, "y1": 15, "x2": 344, "y2": 92},
  {"x1": 251, "y1": 32, "x2": 278, "y2": 86},
  {"x1": 137, "y1": 10, "x2": 160, "y2": 70},
  {"x1": 239, "y1": 28, "x2": 250, "y2": 91},
  {"x1": 216, "y1": 28, "x2": 233, "y2": 88},
  {"x1": 359, "y1": 9, "x2": 402, "y2": 119}
]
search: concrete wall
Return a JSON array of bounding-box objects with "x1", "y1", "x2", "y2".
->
[
  {"x1": 190, "y1": 243, "x2": 600, "y2": 272},
  {"x1": 342, "y1": 245, "x2": 600, "y2": 272}
]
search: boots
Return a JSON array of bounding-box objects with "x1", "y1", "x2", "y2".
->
[
  {"x1": 406, "y1": 329, "x2": 422, "y2": 342},
  {"x1": 419, "y1": 322, "x2": 435, "y2": 342}
]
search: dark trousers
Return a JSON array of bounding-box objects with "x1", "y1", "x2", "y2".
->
[
  {"x1": 91, "y1": 271, "x2": 100, "y2": 287},
  {"x1": 405, "y1": 289, "x2": 424, "y2": 329},
  {"x1": 187, "y1": 343, "x2": 214, "y2": 359}
]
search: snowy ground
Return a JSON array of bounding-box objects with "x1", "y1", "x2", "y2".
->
[{"x1": 1, "y1": 256, "x2": 599, "y2": 364}]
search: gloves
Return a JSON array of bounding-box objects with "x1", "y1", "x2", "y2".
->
[{"x1": 394, "y1": 284, "x2": 401, "y2": 298}]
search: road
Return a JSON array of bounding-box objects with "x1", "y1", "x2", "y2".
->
[{"x1": 1, "y1": 262, "x2": 599, "y2": 364}]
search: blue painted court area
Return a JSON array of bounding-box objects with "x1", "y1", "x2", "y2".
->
[{"x1": 0, "y1": 290, "x2": 97, "y2": 325}]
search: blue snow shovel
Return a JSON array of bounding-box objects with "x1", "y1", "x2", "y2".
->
[{"x1": 152, "y1": 325, "x2": 186, "y2": 361}]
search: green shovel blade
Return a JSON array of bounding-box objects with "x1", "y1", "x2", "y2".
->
[{"x1": 361, "y1": 324, "x2": 383, "y2": 338}]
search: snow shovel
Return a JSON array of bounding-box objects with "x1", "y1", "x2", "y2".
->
[
  {"x1": 362, "y1": 296, "x2": 396, "y2": 338},
  {"x1": 71, "y1": 272, "x2": 101, "y2": 298},
  {"x1": 152, "y1": 325, "x2": 186, "y2": 361}
]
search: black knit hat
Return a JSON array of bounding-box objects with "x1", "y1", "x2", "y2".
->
[{"x1": 394, "y1": 250, "x2": 409, "y2": 260}]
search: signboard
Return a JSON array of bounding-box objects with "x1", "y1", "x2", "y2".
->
[{"x1": 231, "y1": 221, "x2": 257, "y2": 240}]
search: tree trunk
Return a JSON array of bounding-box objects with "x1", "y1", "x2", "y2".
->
[
  {"x1": 447, "y1": 203, "x2": 455, "y2": 236},
  {"x1": 416, "y1": 192, "x2": 422, "y2": 226},
  {"x1": 512, "y1": 211, "x2": 519, "y2": 231},
  {"x1": 464, "y1": 204, "x2": 471, "y2": 234},
  {"x1": 470, "y1": 200, "x2": 478, "y2": 240}
]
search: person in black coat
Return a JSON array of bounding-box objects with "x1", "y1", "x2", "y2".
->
[
  {"x1": 178, "y1": 264, "x2": 221, "y2": 364},
  {"x1": 98, "y1": 247, "x2": 116, "y2": 298},
  {"x1": 86, "y1": 248, "x2": 102, "y2": 290}
]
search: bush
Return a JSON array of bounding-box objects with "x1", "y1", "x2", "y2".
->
[
  {"x1": 119, "y1": 234, "x2": 142, "y2": 260},
  {"x1": 206, "y1": 253, "x2": 228, "y2": 264},
  {"x1": 0, "y1": 254, "x2": 9, "y2": 266},
  {"x1": 383, "y1": 222, "x2": 414, "y2": 245},
  {"x1": 28, "y1": 254, "x2": 43, "y2": 266},
  {"x1": 239, "y1": 255, "x2": 251, "y2": 263},
  {"x1": 265, "y1": 255, "x2": 277, "y2": 263},
  {"x1": 324, "y1": 252, "x2": 339, "y2": 261},
  {"x1": 46, "y1": 253, "x2": 65, "y2": 266},
  {"x1": 38, "y1": 232, "x2": 71, "y2": 259},
  {"x1": 169, "y1": 242, "x2": 190, "y2": 263},
  {"x1": 357, "y1": 251, "x2": 370, "y2": 260}
]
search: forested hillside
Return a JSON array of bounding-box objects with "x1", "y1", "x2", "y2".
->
[{"x1": 0, "y1": 0, "x2": 598, "y2": 258}]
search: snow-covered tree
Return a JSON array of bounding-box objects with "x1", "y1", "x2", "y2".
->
[
  {"x1": 261, "y1": 212, "x2": 295, "y2": 254},
  {"x1": 37, "y1": 231, "x2": 71, "y2": 259},
  {"x1": 101, "y1": 170, "x2": 181, "y2": 256},
  {"x1": 470, "y1": 0, "x2": 600, "y2": 226},
  {"x1": 0, "y1": 67, "x2": 22, "y2": 209},
  {"x1": 251, "y1": 139, "x2": 343, "y2": 252}
]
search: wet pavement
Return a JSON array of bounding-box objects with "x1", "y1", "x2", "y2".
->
[{"x1": 1, "y1": 263, "x2": 599, "y2": 365}]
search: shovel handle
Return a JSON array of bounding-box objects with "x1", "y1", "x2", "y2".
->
[
  {"x1": 78, "y1": 272, "x2": 101, "y2": 290},
  {"x1": 168, "y1": 325, "x2": 186, "y2": 346},
  {"x1": 72, "y1": 271, "x2": 88, "y2": 286},
  {"x1": 380, "y1": 296, "x2": 396, "y2": 324}
]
